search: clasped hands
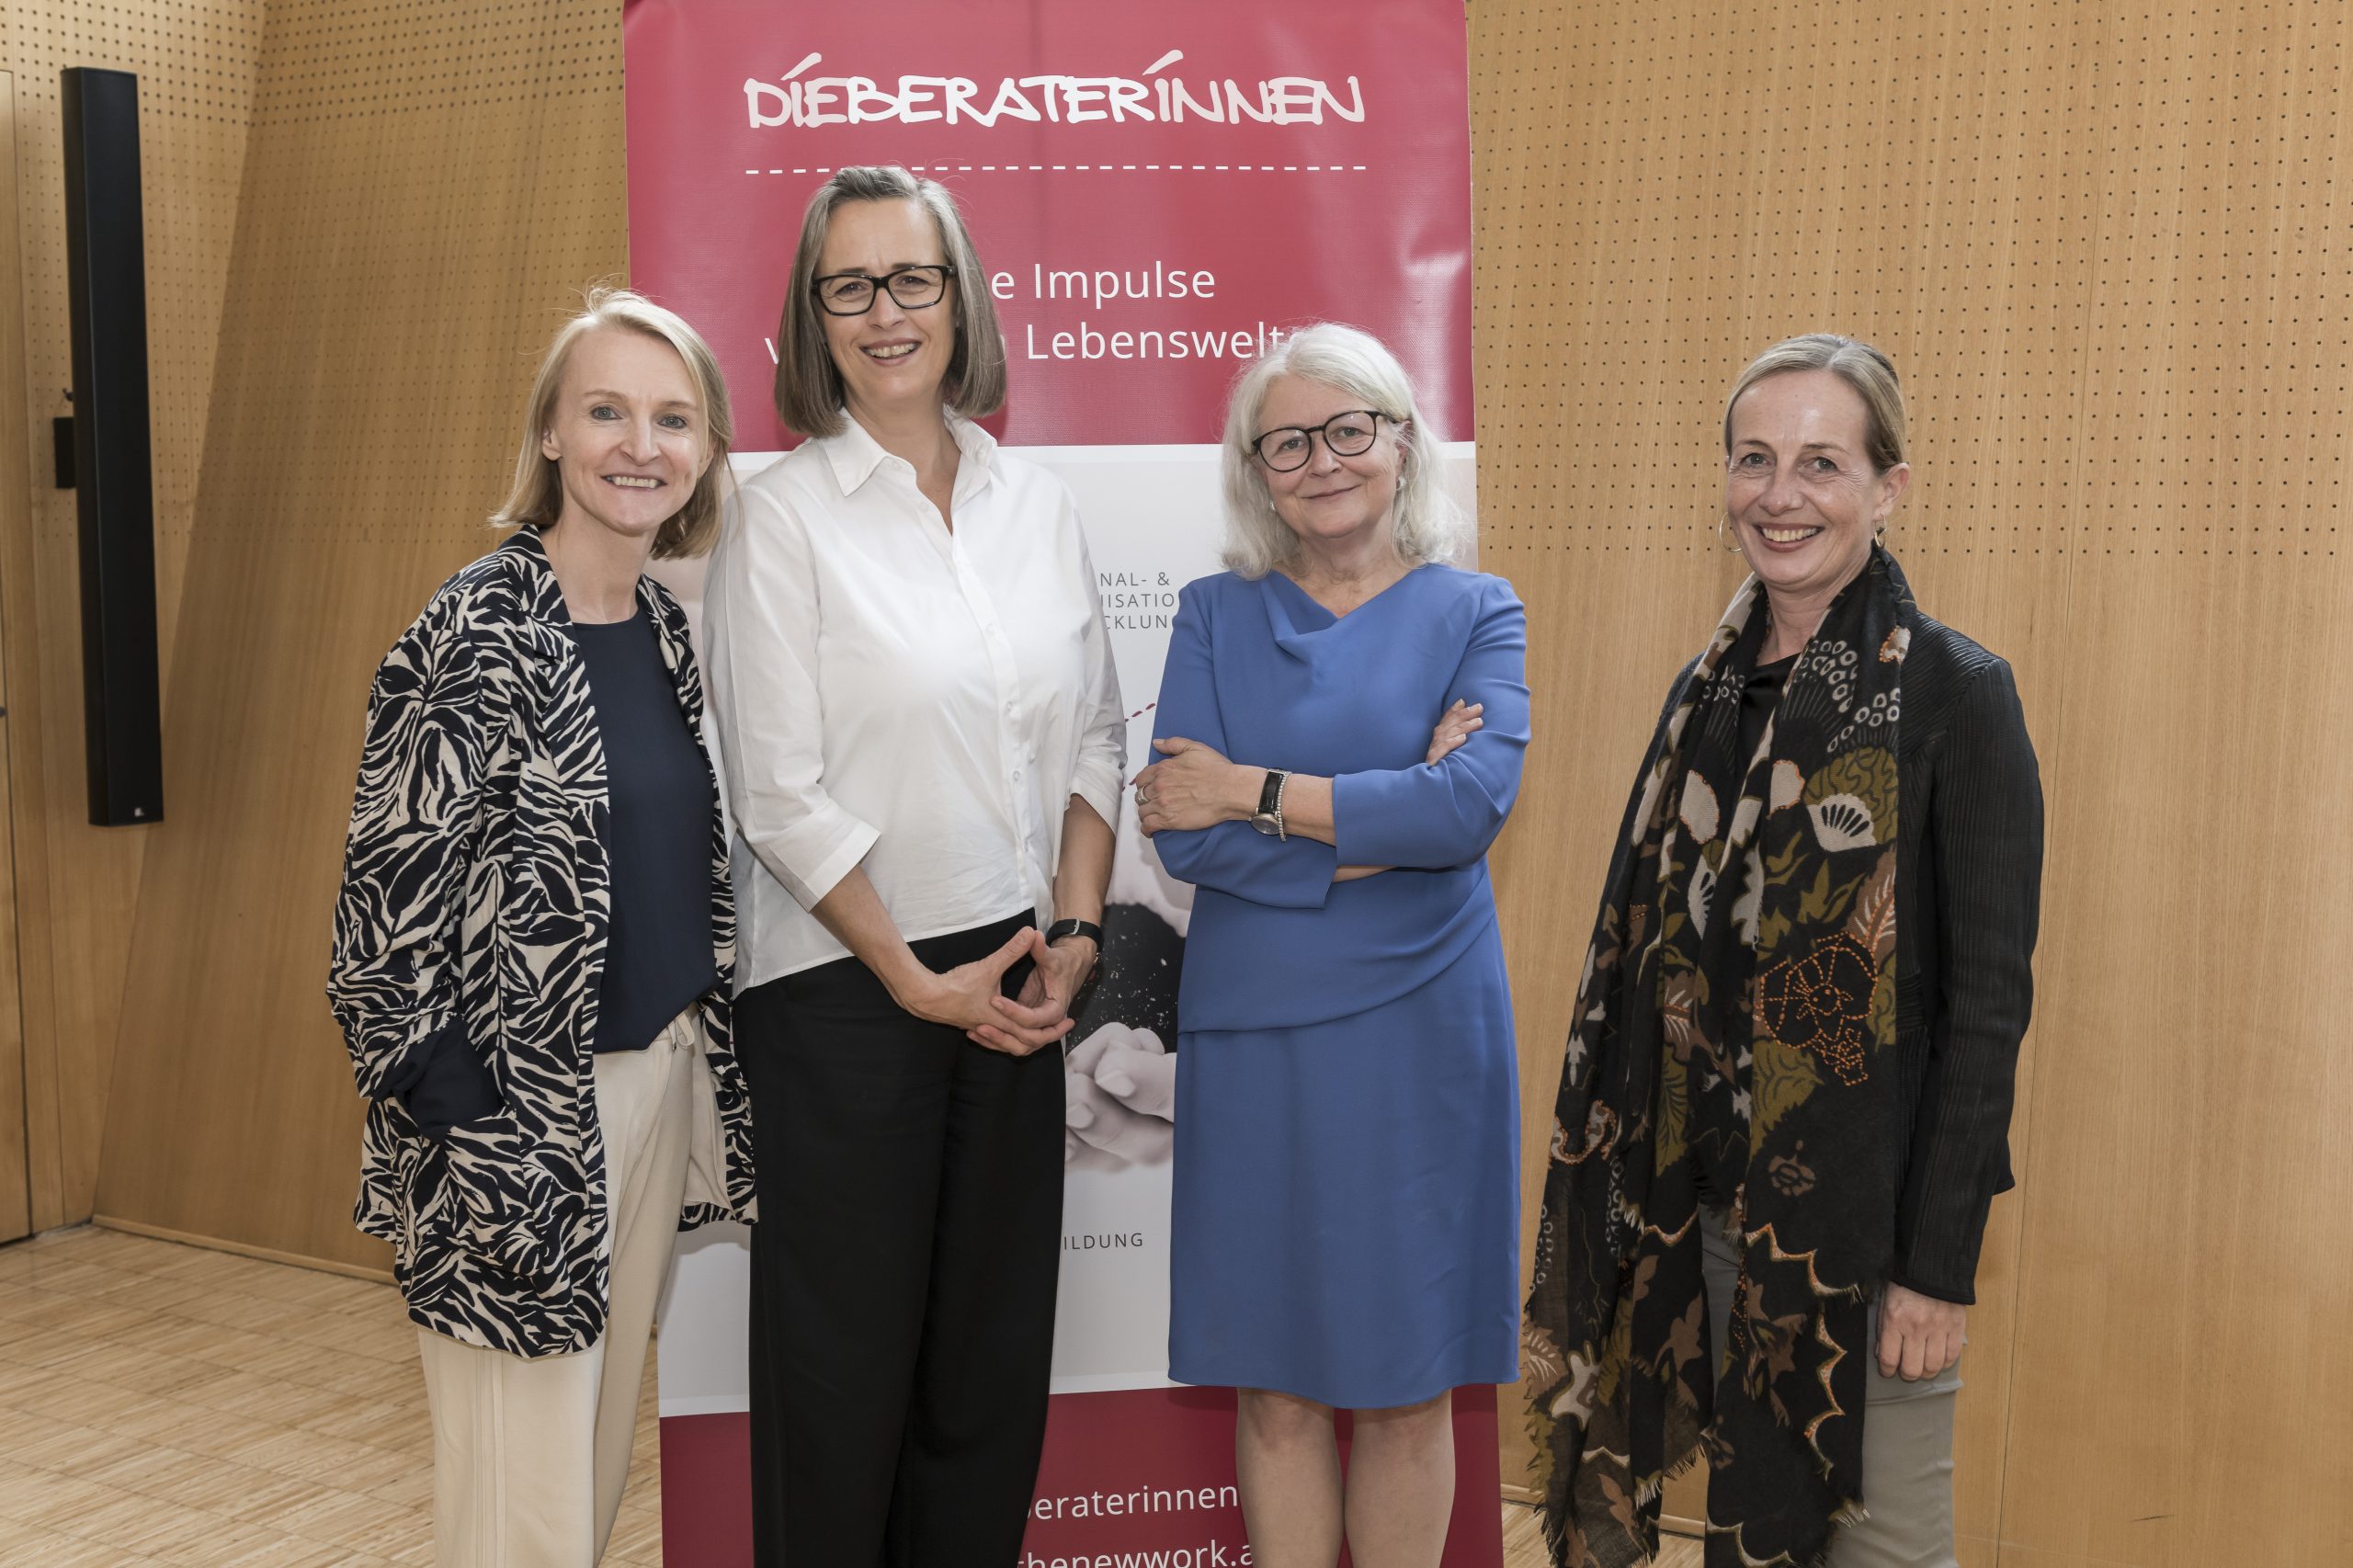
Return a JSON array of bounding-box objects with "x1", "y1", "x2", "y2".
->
[
  {"x1": 1133, "y1": 699, "x2": 1483, "y2": 835},
  {"x1": 901, "y1": 925, "x2": 1099, "y2": 1058},
  {"x1": 1063, "y1": 1022, "x2": 1176, "y2": 1171}
]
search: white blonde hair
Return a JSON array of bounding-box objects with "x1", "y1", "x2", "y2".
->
[
  {"x1": 492, "y1": 283, "x2": 733, "y2": 558},
  {"x1": 1217, "y1": 323, "x2": 1464, "y2": 579}
]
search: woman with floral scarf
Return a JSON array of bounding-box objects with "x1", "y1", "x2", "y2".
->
[{"x1": 1526, "y1": 335, "x2": 2043, "y2": 1567}]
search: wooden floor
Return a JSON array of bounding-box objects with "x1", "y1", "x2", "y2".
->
[
  {"x1": 0, "y1": 1226, "x2": 660, "y2": 1566},
  {"x1": 0, "y1": 1225, "x2": 1698, "y2": 1567}
]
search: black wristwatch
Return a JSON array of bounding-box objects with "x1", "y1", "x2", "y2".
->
[
  {"x1": 1044, "y1": 918, "x2": 1106, "y2": 1027},
  {"x1": 1249, "y1": 768, "x2": 1290, "y2": 840},
  {"x1": 1044, "y1": 917, "x2": 1104, "y2": 950}
]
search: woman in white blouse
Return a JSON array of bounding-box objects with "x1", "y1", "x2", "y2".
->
[{"x1": 703, "y1": 165, "x2": 1123, "y2": 1567}]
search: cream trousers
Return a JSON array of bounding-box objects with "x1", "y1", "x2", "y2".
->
[
  {"x1": 415, "y1": 1012, "x2": 699, "y2": 1567},
  {"x1": 1700, "y1": 1206, "x2": 1963, "y2": 1568}
]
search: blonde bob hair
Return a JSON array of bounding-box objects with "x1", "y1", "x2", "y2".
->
[
  {"x1": 491, "y1": 284, "x2": 734, "y2": 559},
  {"x1": 772, "y1": 166, "x2": 1007, "y2": 437},
  {"x1": 1723, "y1": 332, "x2": 1908, "y2": 475},
  {"x1": 1219, "y1": 323, "x2": 1464, "y2": 580}
]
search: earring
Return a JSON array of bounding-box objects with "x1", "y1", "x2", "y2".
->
[{"x1": 1717, "y1": 517, "x2": 1745, "y2": 553}]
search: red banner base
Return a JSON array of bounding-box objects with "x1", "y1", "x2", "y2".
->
[{"x1": 662, "y1": 1384, "x2": 1506, "y2": 1566}]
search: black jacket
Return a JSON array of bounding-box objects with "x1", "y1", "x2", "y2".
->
[
  {"x1": 1884, "y1": 616, "x2": 2043, "y2": 1301},
  {"x1": 1665, "y1": 612, "x2": 2043, "y2": 1302}
]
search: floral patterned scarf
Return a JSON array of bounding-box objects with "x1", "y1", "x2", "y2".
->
[{"x1": 1525, "y1": 547, "x2": 1917, "y2": 1567}]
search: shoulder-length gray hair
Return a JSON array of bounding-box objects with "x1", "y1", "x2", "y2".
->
[
  {"x1": 1218, "y1": 323, "x2": 1464, "y2": 580},
  {"x1": 773, "y1": 165, "x2": 1007, "y2": 438}
]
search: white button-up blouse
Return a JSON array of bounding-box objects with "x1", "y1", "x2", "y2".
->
[{"x1": 703, "y1": 413, "x2": 1126, "y2": 990}]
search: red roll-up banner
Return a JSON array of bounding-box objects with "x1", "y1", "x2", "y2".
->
[{"x1": 624, "y1": 5, "x2": 1497, "y2": 1563}]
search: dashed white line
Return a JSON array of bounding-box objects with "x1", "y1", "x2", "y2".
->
[{"x1": 740, "y1": 164, "x2": 1372, "y2": 176}]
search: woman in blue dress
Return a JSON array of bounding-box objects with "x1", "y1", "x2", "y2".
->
[{"x1": 1134, "y1": 323, "x2": 1529, "y2": 1568}]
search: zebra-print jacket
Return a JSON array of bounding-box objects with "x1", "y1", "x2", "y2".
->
[{"x1": 328, "y1": 528, "x2": 756, "y2": 1358}]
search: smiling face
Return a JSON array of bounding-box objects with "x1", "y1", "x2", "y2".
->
[
  {"x1": 1723, "y1": 368, "x2": 1910, "y2": 606},
  {"x1": 816, "y1": 198, "x2": 956, "y2": 426},
  {"x1": 1256, "y1": 374, "x2": 1405, "y2": 559},
  {"x1": 539, "y1": 325, "x2": 711, "y2": 550}
]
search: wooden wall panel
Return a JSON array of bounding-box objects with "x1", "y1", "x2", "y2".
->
[
  {"x1": 0, "y1": 71, "x2": 32, "y2": 1245},
  {"x1": 0, "y1": 0, "x2": 264, "y2": 1232},
  {"x1": 2000, "y1": 555, "x2": 2353, "y2": 1567},
  {"x1": 1992, "y1": 5, "x2": 2353, "y2": 1560},
  {"x1": 1472, "y1": 1, "x2": 2349, "y2": 1562},
  {"x1": 95, "y1": 0, "x2": 629, "y2": 1272}
]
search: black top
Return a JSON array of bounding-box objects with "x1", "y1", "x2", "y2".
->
[
  {"x1": 568, "y1": 609, "x2": 718, "y2": 1052},
  {"x1": 1735, "y1": 653, "x2": 1797, "y2": 774},
  {"x1": 395, "y1": 606, "x2": 719, "y2": 1138}
]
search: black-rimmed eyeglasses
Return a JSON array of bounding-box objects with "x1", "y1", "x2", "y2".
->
[
  {"x1": 1251, "y1": 410, "x2": 1392, "y2": 472},
  {"x1": 812, "y1": 265, "x2": 956, "y2": 316}
]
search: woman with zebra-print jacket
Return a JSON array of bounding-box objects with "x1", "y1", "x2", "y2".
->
[{"x1": 328, "y1": 287, "x2": 756, "y2": 1567}]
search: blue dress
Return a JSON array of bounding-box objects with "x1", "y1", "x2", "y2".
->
[{"x1": 1155, "y1": 563, "x2": 1529, "y2": 1410}]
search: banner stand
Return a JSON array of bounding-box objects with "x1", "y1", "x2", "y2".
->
[{"x1": 626, "y1": 5, "x2": 1495, "y2": 1562}]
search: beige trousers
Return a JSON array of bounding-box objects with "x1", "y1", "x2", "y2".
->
[
  {"x1": 415, "y1": 1012, "x2": 699, "y2": 1567},
  {"x1": 1699, "y1": 1207, "x2": 1962, "y2": 1568}
]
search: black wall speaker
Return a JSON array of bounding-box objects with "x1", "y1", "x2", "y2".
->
[{"x1": 62, "y1": 66, "x2": 163, "y2": 827}]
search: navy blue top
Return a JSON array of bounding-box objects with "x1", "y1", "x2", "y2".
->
[
  {"x1": 1150, "y1": 564, "x2": 1529, "y2": 1032},
  {"x1": 568, "y1": 609, "x2": 719, "y2": 1051}
]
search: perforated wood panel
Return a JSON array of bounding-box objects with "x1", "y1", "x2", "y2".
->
[
  {"x1": 1473, "y1": 3, "x2": 2353, "y2": 1563},
  {"x1": 97, "y1": 0, "x2": 629, "y2": 1273},
  {"x1": 0, "y1": 1, "x2": 263, "y2": 1231},
  {"x1": 0, "y1": 71, "x2": 32, "y2": 1245},
  {"x1": 4, "y1": 1, "x2": 260, "y2": 562}
]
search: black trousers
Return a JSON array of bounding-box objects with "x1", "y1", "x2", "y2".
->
[{"x1": 734, "y1": 914, "x2": 1063, "y2": 1568}]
